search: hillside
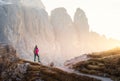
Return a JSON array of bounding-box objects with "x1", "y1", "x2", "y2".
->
[
  {"x1": 70, "y1": 48, "x2": 120, "y2": 81},
  {"x1": 0, "y1": 43, "x2": 101, "y2": 81}
]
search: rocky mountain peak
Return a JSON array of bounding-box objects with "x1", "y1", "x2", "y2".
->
[
  {"x1": 1, "y1": 0, "x2": 45, "y2": 9},
  {"x1": 74, "y1": 8, "x2": 89, "y2": 33}
]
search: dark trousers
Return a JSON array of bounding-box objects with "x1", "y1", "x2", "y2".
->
[{"x1": 34, "y1": 54, "x2": 40, "y2": 62}]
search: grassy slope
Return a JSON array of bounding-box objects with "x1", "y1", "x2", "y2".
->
[
  {"x1": 72, "y1": 48, "x2": 120, "y2": 81},
  {"x1": 19, "y1": 60, "x2": 101, "y2": 81},
  {"x1": 0, "y1": 43, "x2": 101, "y2": 81}
]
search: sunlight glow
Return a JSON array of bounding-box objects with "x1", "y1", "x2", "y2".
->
[{"x1": 42, "y1": 0, "x2": 120, "y2": 40}]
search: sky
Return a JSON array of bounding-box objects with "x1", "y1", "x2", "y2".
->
[{"x1": 42, "y1": 0, "x2": 120, "y2": 40}]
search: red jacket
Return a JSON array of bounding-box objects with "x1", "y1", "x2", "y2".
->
[{"x1": 35, "y1": 48, "x2": 39, "y2": 55}]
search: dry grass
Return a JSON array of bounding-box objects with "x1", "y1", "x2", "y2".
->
[
  {"x1": 11, "y1": 59, "x2": 101, "y2": 81},
  {"x1": 88, "y1": 47, "x2": 120, "y2": 58},
  {"x1": 0, "y1": 43, "x2": 101, "y2": 81},
  {"x1": 72, "y1": 48, "x2": 120, "y2": 81}
]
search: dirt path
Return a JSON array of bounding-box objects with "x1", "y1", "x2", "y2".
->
[
  {"x1": 57, "y1": 66, "x2": 113, "y2": 81},
  {"x1": 74, "y1": 71, "x2": 113, "y2": 81}
]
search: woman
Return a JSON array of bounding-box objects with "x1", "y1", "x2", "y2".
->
[{"x1": 34, "y1": 45, "x2": 41, "y2": 63}]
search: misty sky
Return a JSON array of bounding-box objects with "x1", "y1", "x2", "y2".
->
[{"x1": 42, "y1": 0, "x2": 120, "y2": 40}]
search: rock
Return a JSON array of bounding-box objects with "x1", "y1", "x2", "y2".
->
[
  {"x1": 49, "y1": 62, "x2": 54, "y2": 67},
  {"x1": 0, "y1": 43, "x2": 101, "y2": 81}
]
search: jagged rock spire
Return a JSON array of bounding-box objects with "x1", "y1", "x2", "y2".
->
[{"x1": 74, "y1": 8, "x2": 89, "y2": 34}]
